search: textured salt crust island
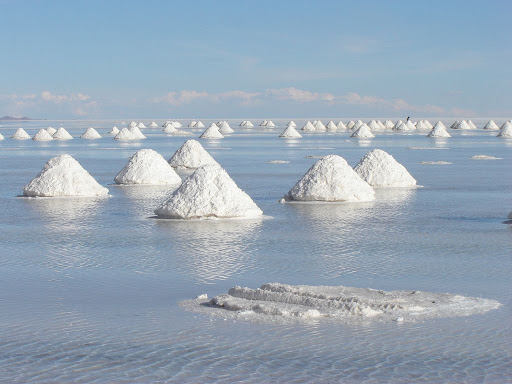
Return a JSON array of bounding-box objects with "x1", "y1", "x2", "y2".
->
[
  {"x1": 23, "y1": 154, "x2": 109, "y2": 197},
  {"x1": 353, "y1": 149, "x2": 417, "y2": 188},
  {"x1": 168, "y1": 139, "x2": 219, "y2": 170},
  {"x1": 154, "y1": 164, "x2": 263, "y2": 219},
  {"x1": 282, "y1": 155, "x2": 375, "y2": 203},
  {"x1": 471, "y1": 155, "x2": 502, "y2": 160},
  {"x1": 114, "y1": 149, "x2": 181, "y2": 185},
  {"x1": 182, "y1": 283, "x2": 501, "y2": 324}
]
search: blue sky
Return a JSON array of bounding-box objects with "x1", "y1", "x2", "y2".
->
[{"x1": 1, "y1": 0, "x2": 511, "y2": 119}]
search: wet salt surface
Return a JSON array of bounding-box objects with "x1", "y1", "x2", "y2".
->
[{"x1": 0, "y1": 119, "x2": 511, "y2": 383}]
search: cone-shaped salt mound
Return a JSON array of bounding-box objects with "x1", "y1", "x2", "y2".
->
[
  {"x1": 128, "y1": 121, "x2": 137, "y2": 128},
  {"x1": 279, "y1": 125, "x2": 302, "y2": 138},
  {"x1": 353, "y1": 120, "x2": 364, "y2": 130},
  {"x1": 163, "y1": 124, "x2": 178, "y2": 133},
  {"x1": 384, "y1": 120, "x2": 394, "y2": 129},
  {"x1": 154, "y1": 164, "x2": 263, "y2": 219},
  {"x1": 427, "y1": 124, "x2": 451, "y2": 138},
  {"x1": 23, "y1": 155, "x2": 108, "y2": 197},
  {"x1": 351, "y1": 124, "x2": 375, "y2": 138},
  {"x1": 196, "y1": 121, "x2": 205, "y2": 128},
  {"x1": 114, "y1": 127, "x2": 136, "y2": 140},
  {"x1": 109, "y1": 126, "x2": 120, "y2": 135},
  {"x1": 137, "y1": 122, "x2": 146, "y2": 129},
  {"x1": 115, "y1": 149, "x2": 181, "y2": 185},
  {"x1": 53, "y1": 127, "x2": 73, "y2": 140},
  {"x1": 259, "y1": 120, "x2": 268, "y2": 126},
  {"x1": 81, "y1": 127, "x2": 102, "y2": 139},
  {"x1": 200, "y1": 124, "x2": 224, "y2": 139},
  {"x1": 218, "y1": 121, "x2": 234, "y2": 134},
  {"x1": 453, "y1": 120, "x2": 471, "y2": 130},
  {"x1": 168, "y1": 139, "x2": 219, "y2": 169},
  {"x1": 128, "y1": 126, "x2": 146, "y2": 139},
  {"x1": 47, "y1": 127, "x2": 57, "y2": 135},
  {"x1": 354, "y1": 149, "x2": 417, "y2": 187},
  {"x1": 467, "y1": 120, "x2": 478, "y2": 129},
  {"x1": 415, "y1": 120, "x2": 429, "y2": 130},
  {"x1": 336, "y1": 121, "x2": 347, "y2": 131},
  {"x1": 245, "y1": 121, "x2": 254, "y2": 127},
  {"x1": 326, "y1": 121, "x2": 337, "y2": 131},
  {"x1": 314, "y1": 121, "x2": 326, "y2": 132},
  {"x1": 201, "y1": 283, "x2": 501, "y2": 322},
  {"x1": 346, "y1": 120, "x2": 356, "y2": 130},
  {"x1": 149, "y1": 121, "x2": 158, "y2": 128},
  {"x1": 301, "y1": 121, "x2": 316, "y2": 132},
  {"x1": 483, "y1": 120, "x2": 499, "y2": 130},
  {"x1": 266, "y1": 120, "x2": 276, "y2": 128},
  {"x1": 284, "y1": 155, "x2": 375, "y2": 202},
  {"x1": 367, "y1": 120, "x2": 380, "y2": 131},
  {"x1": 11, "y1": 128, "x2": 30, "y2": 140},
  {"x1": 287, "y1": 120, "x2": 297, "y2": 127},
  {"x1": 188, "y1": 121, "x2": 197, "y2": 128},
  {"x1": 33, "y1": 129, "x2": 53, "y2": 141},
  {"x1": 0, "y1": 133, "x2": 4, "y2": 141},
  {"x1": 498, "y1": 122, "x2": 512, "y2": 138}
]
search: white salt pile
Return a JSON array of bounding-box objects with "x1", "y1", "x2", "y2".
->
[
  {"x1": 301, "y1": 121, "x2": 316, "y2": 132},
  {"x1": 282, "y1": 155, "x2": 375, "y2": 202},
  {"x1": 377, "y1": 120, "x2": 387, "y2": 130},
  {"x1": 354, "y1": 149, "x2": 417, "y2": 187},
  {"x1": 427, "y1": 123, "x2": 451, "y2": 138},
  {"x1": 351, "y1": 124, "x2": 375, "y2": 138},
  {"x1": 346, "y1": 120, "x2": 356, "y2": 130},
  {"x1": 191, "y1": 283, "x2": 501, "y2": 323},
  {"x1": 336, "y1": 121, "x2": 347, "y2": 131},
  {"x1": 314, "y1": 121, "x2": 327, "y2": 132},
  {"x1": 245, "y1": 121, "x2": 254, "y2": 127},
  {"x1": 267, "y1": 160, "x2": 290, "y2": 164},
  {"x1": 196, "y1": 121, "x2": 205, "y2": 128},
  {"x1": 200, "y1": 124, "x2": 224, "y2": 139},
  {"x1": 80, "y1": 127, "x2": 102, "y2": 139},
  {"x1": 188, "y1": 121, "x2": 197, "y2": 128},
  {"x1": 154, "y1": 164, "x2": 263, "y2": 219},
  {"x1": 114, "y1": 127, "x2": 137, "y2": 140},
  {"x1": 453, "y1": 120, "x2": 471, "y2": 130},
  {"x1": 451, "y1": 120, "x2": 460, "y2": 128},
  {"x1": 32, "y1": 129, "x2": 54, "y2": 141},
  {"x1": 23, "y1": 154, "x2": 108, "y2": 197},
  {"x1": 128, "y1": 126, "x2": 146, "y2": 139},
  {"x1": 497, "y1": 122, "x2": 512, "y2": 138},
  {"x1": 367, "y1": 120, "x2": 380, "y2": 131},
  {"x1": 0, "y1": 133, "x2": 4, "y2": 141},
  {"x1": 259, "y1": 120, "x2": 268, "y2": 126},
  {"x1": 406, "y1": 120, "x2": 416, "y2": 130},
  {"x1": 114, "y1": 149, "x2": 181, "y2": 185},
  {"x1": 483, "y1": 120, "x2": 499, "y2": 130},
  {"x1": 47, "y1": 127, "x2": 57, "y2": 135},
  {"x1": 423, "y1": 120, "x2": 433, "y2": 129},
  {"x1": 287, "y1": 120, "x2": 297, "y2": 127},
  {"x1": 163, "y1": 124, "x2": 178, "y2": 133},
  {"x1": 279, "y1": 126, "x2": 302, "y2": 138},
  {"x1": 239, "y1": 120, "x2": 248, "y2": 126},
  {"x1": 52, "y1": 127, "x2": 73, "y2": 140},
  {"x1": 11, "y1": 128, "x2": 31, "y2": 140},
  {"x1": 415, "y1": 120, "x2": 429, "y2": 130},
  {"x1": 393, "y1": 120, "x2": 404, "y2": 130},
  {"x1": 109, "y1": 126, "x2": 120, "y2": 135},
  {"x1": 149, "y1": 121, "x2": 158, "y2": 128},
  {"x1": 174, "y1": 121, "x2": 183, "y2": 128},
  {"x1": 353, "y1": 120, "x2": 364, "y2": 130},
  {"x1": 168, "y1": 139, "x2": 219, "y2": 169},
  {"x1": 128, "y1": 121, "x2": 137, "y2": 128},
  {"x1": 326, "y1": 121, "x2": 337, "y2": 132},
  {"x1": 218, "y1": 121, "x2": 234, "y2": 134},
  {"x1": 467, "y1": 120, "x2": 478, "y2": 129},
  {"x1": 471, "y1": 155, "x2": 502, "y2": 160},
  {"x1": 137, "y1": 122, "x2": 146, "y2": 129},
  {"x1": 266, "y1": 120, "x2": 276, "y2": 128},
  {"x1": 384, "y1": 120, "x2": 395, "y2": 129}
]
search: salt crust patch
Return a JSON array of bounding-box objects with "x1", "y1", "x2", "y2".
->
[
  {"x1": 181, "y1": 283, "x2": 501, "y2": 325},
  {"x1": 267, "y1": 160, "x2": 290, "y2": 164},
  {"x1": 420, "y1": 161, "x2": 452, "y2": 165},
  {"x1": 409, "y1": 147, "x2": 449, "y2": 150},
  {"x1": 471, "y1": 155, "x2": 502, "y2": 160}
]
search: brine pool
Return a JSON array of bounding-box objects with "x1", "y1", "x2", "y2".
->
[{"x1": 0, "y1": 119, "x2": 511, "y2": 383}]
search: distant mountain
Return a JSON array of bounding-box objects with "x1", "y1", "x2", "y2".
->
[{"x1": 0, "y1": 115, "x2": 32, "y2": 121}]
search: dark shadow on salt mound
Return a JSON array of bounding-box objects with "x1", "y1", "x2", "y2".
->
[{"x1": 182, "y1": 283, "x2": 501, "y2": 324}]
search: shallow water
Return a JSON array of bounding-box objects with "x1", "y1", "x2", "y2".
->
[{"x1": 0, "y1": 119, "x2": 511, "y2": 383}]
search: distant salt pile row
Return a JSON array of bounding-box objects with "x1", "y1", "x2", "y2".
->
[
  {"x1": 191, "y1": 283, "x2": 501, "y2": 323},
  {"x1": 23, "y1": 155, "x2": 108, "y2": 197},
  {"x1": 114, "y1": 126, "x2": 146, "y2": 141},
  {"x1": 239, "y1": 120, "x2": 254, "y2": 127},
  {"x1": 281, "y1": 150, "x2": 416, "y2": 203}
]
